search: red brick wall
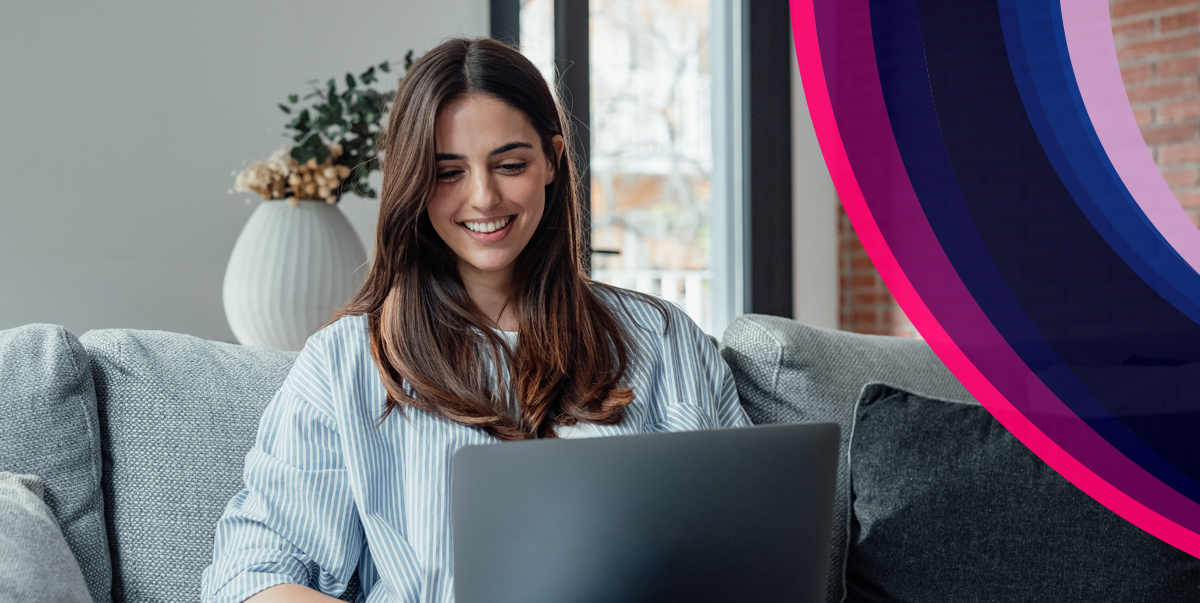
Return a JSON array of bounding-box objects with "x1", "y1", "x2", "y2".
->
[
  {"x1": 837, "y1": 209, "x2": 918, "y2": 337},
  {"x1": 836, "y1": 2, "x2": 1200, "y2": 335}
]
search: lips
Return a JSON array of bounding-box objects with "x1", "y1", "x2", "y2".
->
[
  {"x1": 461, "y1": 215, "x2": 514, "y2": 233},
  {"x1": 459, "y1": 214, "x2": 517, "y2": 242}
]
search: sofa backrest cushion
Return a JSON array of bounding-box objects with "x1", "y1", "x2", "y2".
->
[
  {"x1": 0, "y1": 324, "x2": 112, "y2": 603},
  {"x1": 80, "y1": 328, "x2": 297, "y2": 603},
  {"x1": 719, "y1": 314, "x2": 975, "y2": 603},
  {"x1": 848, "y1": 384, "x2": 1199, "y2": 601}
]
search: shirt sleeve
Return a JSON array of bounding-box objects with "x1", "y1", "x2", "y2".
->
[
  {"x1": 200, "y1": 334, "x2": 363, "y2": 603},
  {"x1": 656, "y1": 303, "x2": 753, "y2": 431}
]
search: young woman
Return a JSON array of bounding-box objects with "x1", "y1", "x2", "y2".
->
[{"x1": 200, "y1": 37, "x2": 749, "y2": 603}]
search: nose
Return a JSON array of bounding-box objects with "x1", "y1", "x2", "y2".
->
[{"x1": 467, "y1": 166, "x2": 501, "y2": 212}]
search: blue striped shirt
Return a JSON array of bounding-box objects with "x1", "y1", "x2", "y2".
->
[{"x1": 199, "y1": 288, "x2": 751, "y2": 603}]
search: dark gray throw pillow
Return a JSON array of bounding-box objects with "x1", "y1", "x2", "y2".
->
[{"x1": 847, "y1": 384, "x2": 1199, "y2": 602}]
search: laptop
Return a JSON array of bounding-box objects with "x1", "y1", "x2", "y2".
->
[{"x1": 452, "y1": 422, "x2": 839, "y2": 603}]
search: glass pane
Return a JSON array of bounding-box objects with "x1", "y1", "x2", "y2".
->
[
  {"x1": 588, "y1": 0, "x2": 715, "y2": 333},
  {"x1": 518, "y1": 0, "x2": 555, "y2": 85}
]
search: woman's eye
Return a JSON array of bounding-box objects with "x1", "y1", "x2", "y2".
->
[
  {"x1": 436, "y1": 170, "x2": 463, "y2": 182},
  {"x1": 498, "y1": 162, "x2": 529, "y2": 173}
]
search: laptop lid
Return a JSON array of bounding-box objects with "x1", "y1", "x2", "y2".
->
[{"x1": 452, "y1": 422, "x2": 839, "y2": 603}]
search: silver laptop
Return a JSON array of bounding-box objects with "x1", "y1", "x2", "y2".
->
[{"x1": 452, "y1": 422, "x2": 839, "y2": 603}]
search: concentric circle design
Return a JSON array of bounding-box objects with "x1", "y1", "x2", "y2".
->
[{"x1": 791, "y1": 0, "x2": 1200, "y2": 555}]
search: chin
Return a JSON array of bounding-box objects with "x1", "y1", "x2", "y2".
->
[{"x1": 461, "y1": 256, "x2": 519, "y2": 274}]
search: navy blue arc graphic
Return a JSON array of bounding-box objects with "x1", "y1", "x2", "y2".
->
[{"x1": 867, "y1": 0, "x2": 1200, "y2": 503}]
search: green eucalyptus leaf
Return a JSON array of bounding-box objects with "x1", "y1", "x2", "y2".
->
[
  {"x1": 273, "y1": 56, "x2": 409, "y2": 167},
  {"x1": 294, "y1": 133, "x2": 331, "y2": 164},
  {"x1": 290, "y1": 144, "x2": 311, "y2": 163},
  {"x1": 287, "y1": 109, "x2": 311, "y2": 132}
]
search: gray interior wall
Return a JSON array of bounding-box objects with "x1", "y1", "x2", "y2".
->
[
  {"x1": 790, "y1": 31, "x2": 839, "y2": 330},
  {"x1": 0, "y1": 0, "x2": 487, "y2": 342}
]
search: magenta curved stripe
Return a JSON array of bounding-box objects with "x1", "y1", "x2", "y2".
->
[
  {"x1": 789, "y1": 0, "x2": 1200, "y2": 557},
  {"x1": 1060, "y1": 0, "x2": 1200, "y2": 272}
]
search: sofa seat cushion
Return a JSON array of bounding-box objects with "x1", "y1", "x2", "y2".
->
[
  {"x1": 0, "y1": 324, "x2": 111, "y2": 603},
  {"x1": 80, "y1": 329, "x2": 298, "y2": 603},
  {"x1": 847, "y1": 384, "x2": 1199, "y2": 602},
  {"x1": 719, "y1": 315, "x2": 974, "y2": 603},
  {"x1": 0, "y1": 472, "x2": 94, "y2": 603}
]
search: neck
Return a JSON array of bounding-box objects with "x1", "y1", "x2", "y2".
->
[{"x1": 458, "y1": 262, "x2": 518, "y2": 331}]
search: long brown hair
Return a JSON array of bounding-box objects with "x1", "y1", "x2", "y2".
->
[{"x1": 326, "y1": 37, "x2": 665, "y2": 440}]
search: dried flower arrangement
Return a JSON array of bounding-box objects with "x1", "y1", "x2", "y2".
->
[{"x1": 232, "y1": 52, "x2": 414, "y2": 206}]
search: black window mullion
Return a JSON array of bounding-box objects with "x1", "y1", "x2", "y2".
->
[
  {"x1": 490, "y1": 0, "x2": 521, "y2": 48},
  {"x1": 553, "y1": 0, "x2": 592, "y2": 269},
  {"x1": 744, "y1": 0, "x2": 793, "y2": 317}
]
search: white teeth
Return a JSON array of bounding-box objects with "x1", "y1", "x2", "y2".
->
[{"x1": 464, "y1": 216, "x2": 511, "y2": 233}]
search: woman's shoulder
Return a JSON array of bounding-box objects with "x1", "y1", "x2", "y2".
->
[
  {"x1": 589, "y1": 282, "x2": 702, "y2": 342},
  {"x1": 281, "y1": 314, "x2": 375, "y2": 417},
  {"x1": 308, "y1": 313, "x2": 371, "y2": 348},
  {"x1": 295, "y1": 314, "x2": 373, "y2": 377}
]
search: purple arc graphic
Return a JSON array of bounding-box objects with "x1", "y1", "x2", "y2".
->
[{"x1": 790, "y1": 0, "x2": 1200, "y2": 557}]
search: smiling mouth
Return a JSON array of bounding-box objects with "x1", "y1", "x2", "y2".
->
[{"x1": 460, "y1": 215, "x2": 515, "y2": 234}]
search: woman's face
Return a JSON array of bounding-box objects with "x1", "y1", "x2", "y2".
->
[{"x1": 427, "y1": 93, "x2": 565, "y2": 286}]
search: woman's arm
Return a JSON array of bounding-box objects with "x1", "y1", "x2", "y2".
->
[
  {"x1": 200, "y1": 330, "x2": 364, "y2": 602},
  {"x1": 244, "y1": 584, "x2": 341, "y2": 603},
  {"x1": 655, "y1": 301, "x2": 753, "y2": 430}
]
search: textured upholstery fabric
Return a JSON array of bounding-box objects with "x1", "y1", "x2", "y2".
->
[
  {"x1": 0, "y1": 472, "x2": 93, "y2": 603},
  {"x1": 0, "y1": 324, "x2": 111, "y2": 603},
  {"x1": 719, "y1": 315, "x2": 974, "y2": 603},
  {"x1": 81, "y1": 329, "x2": 303, "y2": 603},
  {"x1": 81, "y1": 329, "x2": 362, "y2": 603},
  {"x1": 847, "y1": 384, "x2": 1200, "y2": 602}
]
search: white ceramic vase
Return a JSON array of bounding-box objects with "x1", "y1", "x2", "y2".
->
[{"x1": 223, "y1": 200, "x2": 367, "y2": 351}]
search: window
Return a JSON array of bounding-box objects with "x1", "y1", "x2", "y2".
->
[
  {"x1": 496, "y1": 0, "x2": 793, "y2": 335},
  {"x1": 587, "y1": 0, "x2": 716, "y2": 333}
]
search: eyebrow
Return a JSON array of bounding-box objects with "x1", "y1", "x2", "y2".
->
[{"x1": 435, "y1": 141, "x2": 534, "y2": 161}]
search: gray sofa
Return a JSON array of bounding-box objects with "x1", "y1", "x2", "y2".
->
[{"x1": 1, "y1": 315, "x2": 1195, "y2": 603}]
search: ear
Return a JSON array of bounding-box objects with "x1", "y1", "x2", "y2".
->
[{"x1": 544, "y1": 135, "x2": 566, "y2": 186}]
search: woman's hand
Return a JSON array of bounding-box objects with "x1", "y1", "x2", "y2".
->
[{"x1": 244, "y1": 584, "x2": 342, "y2": 603}]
